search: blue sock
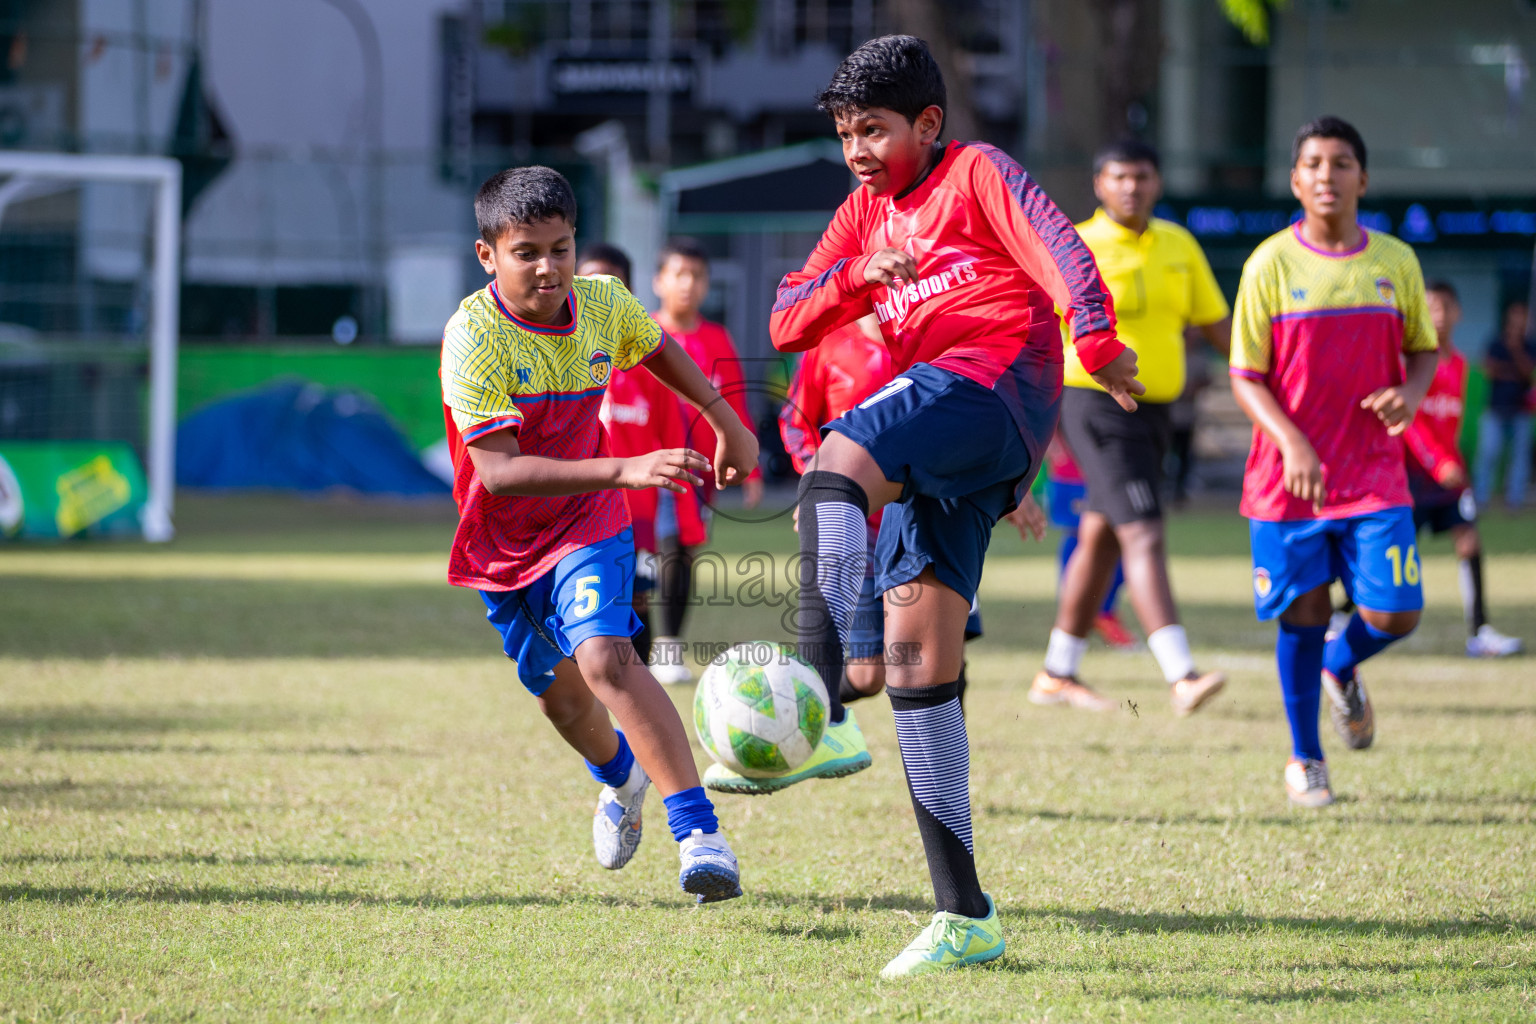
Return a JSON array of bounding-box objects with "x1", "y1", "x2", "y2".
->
[
  {"x1": 1277, "y1": 622, "x2": 1326, "y2": 762},
  {"x1": 1102, "y1": 560, "x2": 1126, "y2": 615},
  {"x1": 1323, "y1": 614, "x2": 1403, "y2": 685},
  {"x1": 662, "y1": 786, "x2": 718, "y2": 841},
  {"x1": 585, "y1": 730, "x2": 635, "y2": 788}
]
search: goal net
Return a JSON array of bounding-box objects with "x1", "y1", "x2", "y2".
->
[{"x1": 0, "y1": 152, "x2": 181, "y2": 542}]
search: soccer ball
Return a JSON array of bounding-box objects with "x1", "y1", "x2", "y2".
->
[{"x1": 692, "y1": 642, "x2": 829, "y2": 778}]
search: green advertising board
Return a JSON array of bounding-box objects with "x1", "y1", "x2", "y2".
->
[{"x1": 0, "y1": 442, "x2": 147, "y2": 541}]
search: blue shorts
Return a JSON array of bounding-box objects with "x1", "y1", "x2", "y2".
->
[
  {"x1": 1249, "y1": 509, "x2": 1424, "y2": 621},
  {"x1": 845, "y1": 571, "x2": 985, "y2": 659},
  {"x1": 826, "y1": 362, "x2": 1049, "y2": 602},
  {"x1": 1046, "y1": 479, "x2": 1086, "y2": 531},
  {"x1": 480, "y1": 529, "x2": 642, "y2": 695}
]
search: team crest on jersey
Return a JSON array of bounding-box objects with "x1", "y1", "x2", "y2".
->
[
  {"x1": 1253, "y1": 567, "x2": 1273, "y2": 599},
  {"x1": 1375, "y1": 277, "x2": 1396, "y2": 304},
  {"x1": 589, "y1": 350, "x2": 612, "y2": 385}
]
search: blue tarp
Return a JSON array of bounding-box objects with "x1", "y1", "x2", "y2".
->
[{"x1": 177, "y1": 380, "x2": 449, "y2": 496}]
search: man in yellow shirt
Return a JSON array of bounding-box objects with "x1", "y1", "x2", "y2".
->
[{"x1": 1028, "y1": 140, "x2": 1232, "y2": 715}]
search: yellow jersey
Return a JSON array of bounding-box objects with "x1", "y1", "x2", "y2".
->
[{"x1": 1064, "y1": 209, "x2": 1229, "y2": 403}]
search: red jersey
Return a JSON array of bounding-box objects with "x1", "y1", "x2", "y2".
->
[
  {"x1": 1403, "y1": 346, "x2": 1468, "y2": 491},
  {"x1": 779, "y1": 321, "x2": 894, "y2": 473},
  {"x1": 599, "y1": 364, "x2": 709, "y2": 551},
  {"x1": 1044, "y1": 433, "x2": 1084, "y2": 485},
  {"x1": 769, "y1": 141, "x2": 1122, "y2": 439},
  {"x1": 655, "y1": 316, "x2": 762, "y2": 483}
]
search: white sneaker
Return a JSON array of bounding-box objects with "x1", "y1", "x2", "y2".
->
[
  {"x1": 1284, "y1": 757, "x2": 1334, "y2": 808},
  {"x1": 1467, "y1": 624, "x2": 1524, "y2": 658},
  {"x1": 677, "y1": 829, "x2": 742, "y2": 903},
  {"x1": 592, "y1": 764, "x2": 649, "y2": 870},
  {"x1": 648, "y1": 636, "x2": 693, "y2": 685}
]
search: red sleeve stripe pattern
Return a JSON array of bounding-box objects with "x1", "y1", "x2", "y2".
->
[
  {"x1": 967, "y1": 142, "x2": 1115, "y2": 339},
  {"x1": 772, "y1": 257, "x2": 852, "y2": 313},
  {"x1": 462, "y1": 414, "x2": 521, "y2": 441}
]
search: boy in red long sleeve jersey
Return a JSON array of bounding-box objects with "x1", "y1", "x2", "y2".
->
[
  {"x1": 754, "y1": 36, "x2": 1140, "y2": 976},
  {"x1": 581, "y1": 244, "x2": 710, "y2": 664},
  {"x1": 1402, "y1": 281, "x2": 1522, "y2": 657},
  {"x1": 648, "y1": 238, "x2": 763, "y2": 684},
  {"x1": 1229, "y1": 118, "x2": 1438, "y2": 808}
]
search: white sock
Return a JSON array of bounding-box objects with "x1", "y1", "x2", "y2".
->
[
  {"x1": 1043, "y1": 629, "x2": 1088, "y2": 678},
  {"x1": 1147, "y1": 624, "x2": 1196, "y2": 683},
  {"x1": 613, "y1": 764, "x2": 647, "y2": 803}
]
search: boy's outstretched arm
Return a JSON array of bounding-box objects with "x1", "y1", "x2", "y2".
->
[
  {"x1": 769, "y1": 203, "x2": 876, "y2": 352},
  {"x1": 642, "y1": 337, "x2": 761, "y2": 489},
  {"x1": 1230, "y1": 375, "x2": 1326, "y2": 511},
  {"x1": 467, "y1": 427, "x2": 707, "y2": 497}
]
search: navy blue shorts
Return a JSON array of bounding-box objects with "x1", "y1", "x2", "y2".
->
[
  {"x1": 826, "y1": 362, "x2": 1048, "y2": 602},
  {"x1": 480, "y1": 529, "x2": 642, "y2": 695},
  {"x1": 1249, "y1": 509, "x2": 1423, "y2": 621},
  {"x1": 1413, "y1": 489, "x2": 1476, "y2": 535}
]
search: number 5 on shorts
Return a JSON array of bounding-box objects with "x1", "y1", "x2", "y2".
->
[
  {"x1": 573, "y1": 575, "x2": 601, "y2": 617},
  {"x1": 1385, "y1": 544, "x2": 1419, "y2": 587}
]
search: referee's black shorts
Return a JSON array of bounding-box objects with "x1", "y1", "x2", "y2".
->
[{"x1": 1058, "y1": 387, "x2": 1171, "y2": 526}]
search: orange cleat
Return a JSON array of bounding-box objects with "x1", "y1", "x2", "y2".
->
[{"x1": 1028, "y1": 671, "x2": 1118, "y2": 712}]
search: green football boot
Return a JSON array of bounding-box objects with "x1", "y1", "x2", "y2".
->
[
  {"x1": 702, "y1": 709, "x2": 872, "y2": 795},
  {"x1": 879, "y1": 894, "x2": 1005, "y2": 979}
]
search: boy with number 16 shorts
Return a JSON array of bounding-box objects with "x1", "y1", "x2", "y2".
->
[
  {"x1": 441, "y1": 167, "x2": 758, "y2": 901},
  {"x1": 1229, "y1": 117, "x2": 1438, "y2": 808},
  {"x1": 758, "y1": 36, "x2": 1140, "y2": 976}
]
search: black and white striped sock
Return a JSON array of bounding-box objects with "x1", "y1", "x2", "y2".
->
[
  {"x1": 889, "y1": 680, "x2": 987, "y2": 918},
  {"x1": 796, "y1": 471, "x2": 869, "y2": 725}
]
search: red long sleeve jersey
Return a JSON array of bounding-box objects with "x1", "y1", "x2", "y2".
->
[
  {"x1": 1403, "y1": 347, "x2": 1468, "y2": 489},
  {"x1": 770, "y1": 142, "x2": 1122, "y2": 437},
  {"x1": 779, "y1": 322, "x2": 895, "y2": 474}
]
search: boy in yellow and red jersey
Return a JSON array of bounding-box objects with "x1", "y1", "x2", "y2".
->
[
  {"x1": 1229, "y1": 117, "x2": 1438, "y2": 808},
  {"x1": 441, "y1": 166, "x2": 758, "y2": 901}
]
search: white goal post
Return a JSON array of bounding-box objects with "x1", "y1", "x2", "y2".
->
[{"x1": 0, "y1": 151, "x2": 182, "y2": 542}]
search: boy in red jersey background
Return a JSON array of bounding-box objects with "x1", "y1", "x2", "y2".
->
[
  {"x1": 441, "y1": 167, "x2": 757, "y2": 902},
  {"x1": 580, "y1": 243, "x2": 709, "y2": 664},
  {"x1": 647, "y1": 238, "x2": 762, "y2": 684},
  {"x1": 1229, "y1": 117, "x2": 1438, "y2": 809},
  {"x1": 1401, "y1": 281, "x2": 1522, "y2": 657},
  {"x1": 755, "y1": 36, "x2": 1140, "y2": 976}
]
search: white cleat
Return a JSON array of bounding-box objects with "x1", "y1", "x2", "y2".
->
[
  {"x1": 1467, "y1": 624, "x2": 1524, "y2": 658},
  {"x1": 649, "y1": 636, "x2": 694, "y2": 685},
  {"x1": 1285, "y1": 757, "x2": 1335, "y2": 808},
  {"x1": 592, "y1": 764, "x2": 649, "y2": 870},
  {"x1": 678, "y1": 829, "x2": 742, "y2": 903}
]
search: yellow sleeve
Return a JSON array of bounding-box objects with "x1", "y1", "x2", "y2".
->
[
  {"x1": 1184, "y1": 235, "x2": 1230, "y2": 327},
  {"x1": 607, "y1": 281, "x2": 664, "y2": 371},
  {"x1": 441, "y1": 315, "x2": 524, "y2": 441},
  {"x1": 1395, "y1": 252, "x2": 1437, "y2": 355},
  {"x1": 1229, "y1": 251, "x2": 1275, "y2": 378}
]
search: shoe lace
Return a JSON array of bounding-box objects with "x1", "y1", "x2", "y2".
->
[{"x1": 1302, "y1": 760, "x2": 1328, "y2": 791}]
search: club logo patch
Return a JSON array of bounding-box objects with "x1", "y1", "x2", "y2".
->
[
  {"x1": 1253, "y1": 567, "x2": 1273, "y2": 599},
  {"x1": 589, "y1": 350, "x2": 612, "y2": 386},
  {"x1": 1376, "y1": 277, "x2": 1396, "y2": 305}
]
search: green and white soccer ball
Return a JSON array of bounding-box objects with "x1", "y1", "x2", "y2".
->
[{"x1": 693, "y1": 642, "x2": 829, "y2": 778}]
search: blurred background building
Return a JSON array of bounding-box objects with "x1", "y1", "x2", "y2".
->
[{"x1": 0, "y1": 0, "x2": 1532, "y2": 514}]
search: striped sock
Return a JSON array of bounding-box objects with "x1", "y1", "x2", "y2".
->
[
  {"x1": 796, "y1": 471, "x2": 869, "y2": 724},
  {"x1": 889, "y1": 680, "x2": 987, "y2": 918}
]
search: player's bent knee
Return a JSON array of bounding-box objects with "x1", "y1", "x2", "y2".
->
[
  {"x1": 571, "y1": 635, "x2": 632, "y2": 689},
  {"x1": 1359, "y1": 607, "x2": 1419, "y2": 637},
  {"x1": 846, "y1": 660, "x2": 885, "y2": 697}
]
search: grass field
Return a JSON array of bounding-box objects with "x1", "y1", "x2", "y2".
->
[{"x1": 2, "y1": 493, "x2": 1534, "y2": 1022}]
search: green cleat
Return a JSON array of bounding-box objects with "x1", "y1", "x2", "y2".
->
[
  {"x1": 702, "y1": 709, "x2": 872, "y2": 795},
  {"x1": 880, "y1": 894, "x2": 1005, "y2": 979}
]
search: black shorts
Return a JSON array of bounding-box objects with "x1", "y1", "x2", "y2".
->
[
  {"x1": 1413, "y1": 488, "x2": 1476, "y2": 534},
  {"x1": 1058, "y1": 387, "x2": 1171, "y2": 526}
]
